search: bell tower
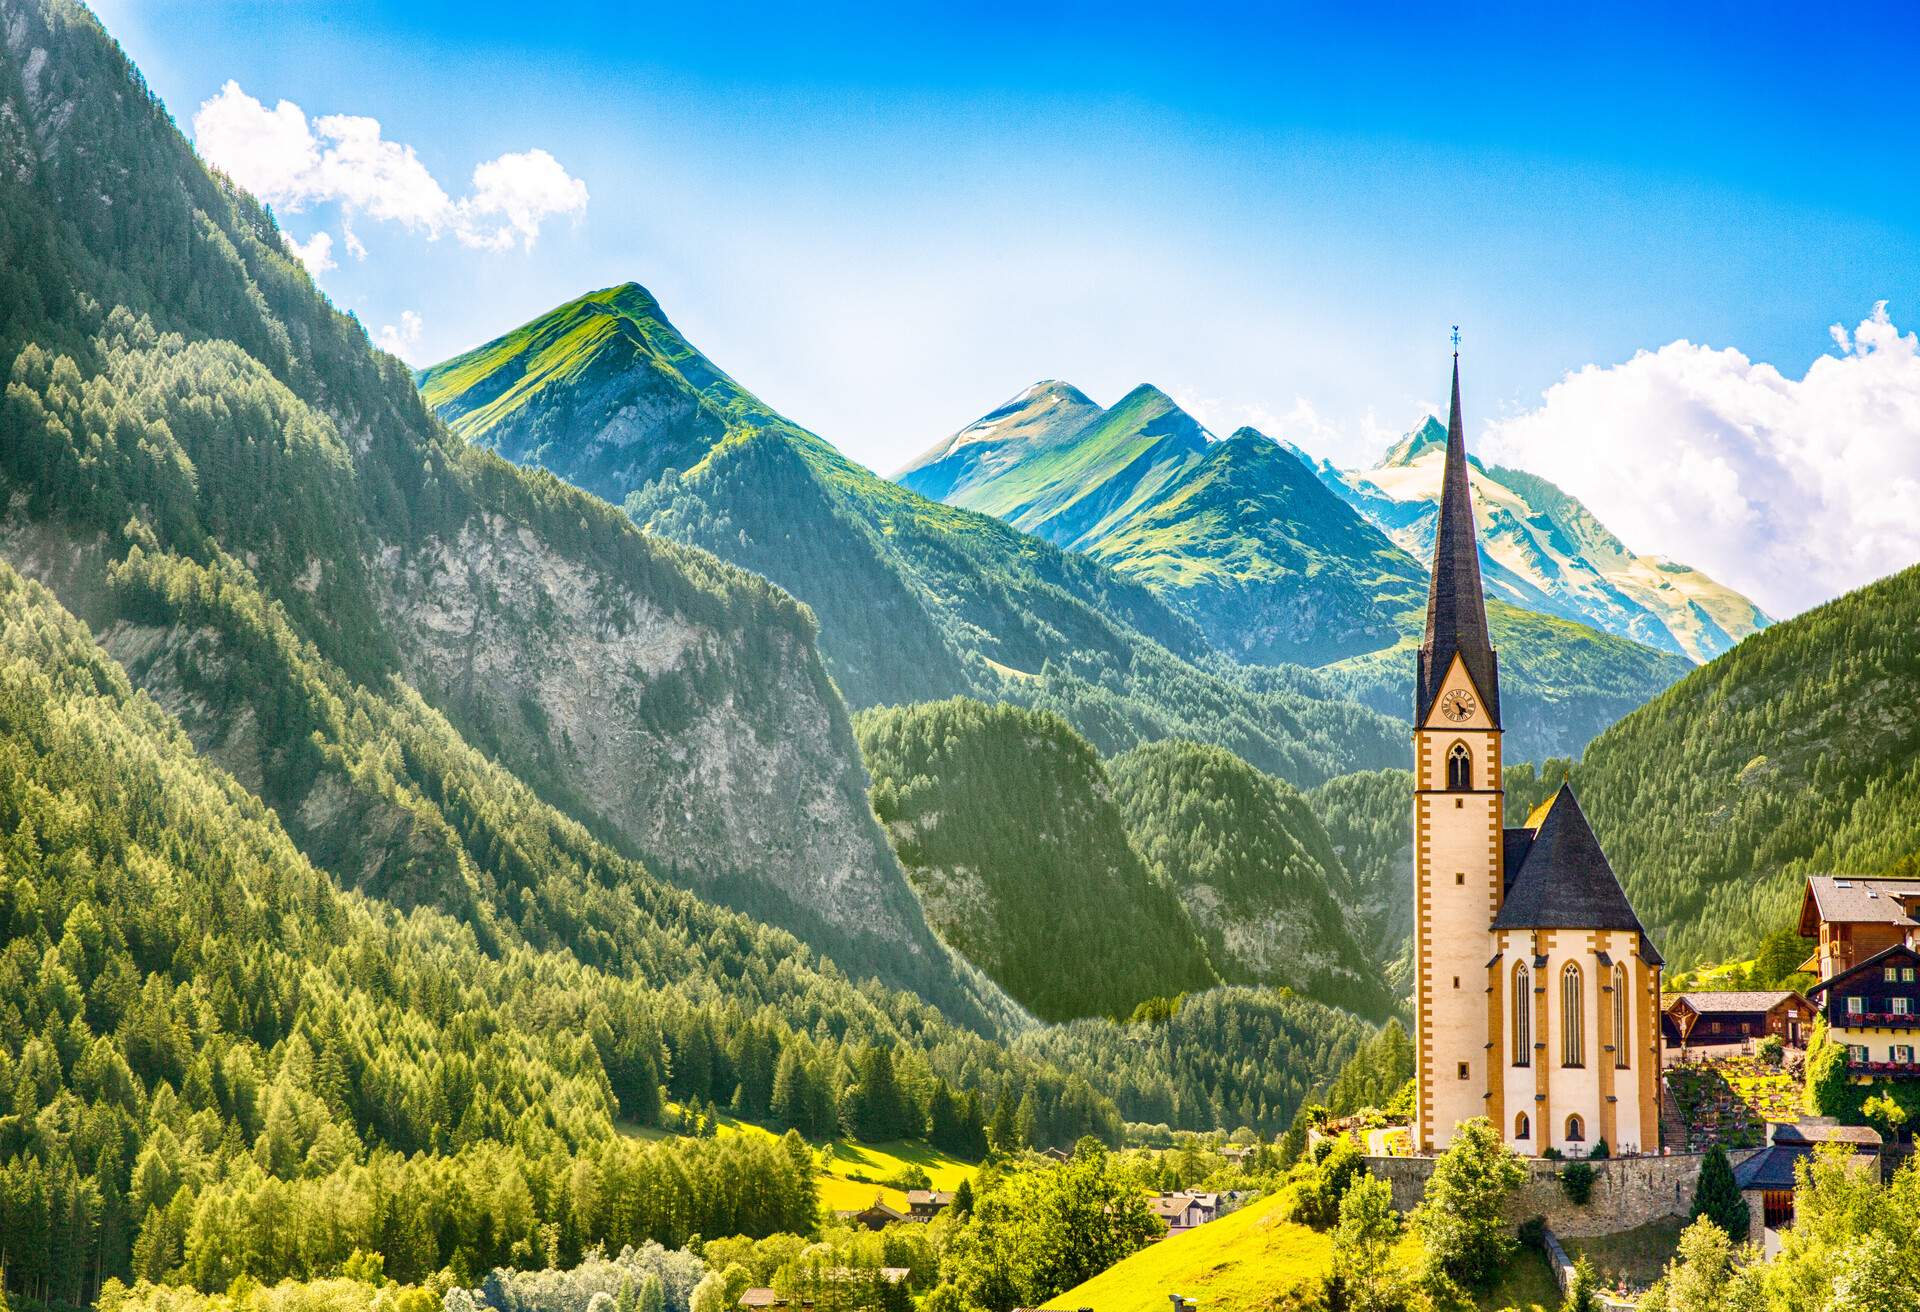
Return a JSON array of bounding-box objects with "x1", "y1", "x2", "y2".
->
[{"x1": 1412, "y1": 345, "x2": 1504, "y2": 1153}]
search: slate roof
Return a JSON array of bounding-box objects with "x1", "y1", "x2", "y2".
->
[
  {"x1": 1501, "y1": 828, "x2": 1535, "y2": 894},
  {"x1": 1492, "y1": 784, "x2": 1663, "y2": 964},
  {"x1": 1733, "y1": 1141, "x2": 1877, "y2": 1190},
  {"x1": 1416, "y1": 354, "x2": 1501, "y2": 728},
  {"x1": 1664, "y1": 991, "x2": 1805, "y2": 1015},
  {"x1": 1801, "y1": 876, "x2": 1920, "y2": 927}
]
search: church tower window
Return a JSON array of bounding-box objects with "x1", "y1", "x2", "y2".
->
[
  {"x1": 1561, "y1": 963, "x2": 1584, "y2": 1067},
  {"x1": 1515, "y1": 1112, "x2": 1530, "y2": 1140},
  {"x1": 1566, "y1": 1113, "x2": 1585, "y2": 1143},
  {"x1": 1447, "y1": 741, "x2": 1472, "y2": 791},
  {"x1": 1513, "y1": 963, "x2": 1531, "y2": 1066},
  {"x1": 1613, "y1": 964, "x2": 1630, "y2": 1068}
]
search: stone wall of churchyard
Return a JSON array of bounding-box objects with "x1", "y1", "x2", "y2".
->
[{"x1": 1363, "y1": 1150, "x2": 1765, "y2": 1239}]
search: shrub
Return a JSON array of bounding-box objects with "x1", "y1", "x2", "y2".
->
[
  {"x1": 1560, "y1": 1160, "x2": 1595, "y2": 1205},
  {"x1": 1756, "y1": 1034, "x2": 1784, "y2": 1066},
  {"x1": 1517, "y1": 1216, "x2": 1547, "y2": 1251}
]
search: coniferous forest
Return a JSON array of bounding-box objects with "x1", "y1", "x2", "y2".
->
[{"x1": 4, "y1": 2, "x2": 1920, "y2": 1310}]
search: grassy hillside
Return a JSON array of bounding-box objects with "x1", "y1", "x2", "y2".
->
[
  {"x1": 1109, "y1": 739, "x2": 1395, "y2": 1018},
  {"x1": 856, "y1": 699, "x2": 1219, "y2": 1021},
  {"x1": 1572, "y1": 562, "x2": 1920, "y2": 964},
  {"x1": 1051, "y1": 1193, "x2": 1337, "y2": 1310},
  {"x1": 422, "y1": 287, "x2": 1408, "y2": 789},
  {"x1": 1051, "y1": 1190, "x2": 1559, "y2": 1312}
]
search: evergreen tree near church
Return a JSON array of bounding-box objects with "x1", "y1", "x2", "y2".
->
[{"x1": 1689, "y1": 1145, "x2": 1750, "y2": 1241}]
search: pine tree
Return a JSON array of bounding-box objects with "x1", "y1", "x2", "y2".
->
[
  {"x1": 1689, "y1": 1146, "x2": 1750, "y2": 1241},
  {"x1": 1561, "y1": 1255, "x2": 1600, "y2": 1312}
]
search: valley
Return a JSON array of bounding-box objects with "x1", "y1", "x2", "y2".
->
[{"x1": 1, "y1": 3, "x2": 1916, "y2": 1312}]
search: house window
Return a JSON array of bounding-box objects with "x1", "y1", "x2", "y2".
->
[
  {"x1": 1513, "y1": 964, "x2": 1532, "y2": 1067},
  {"x1": 1887, "y1": 967, "x2": 1900, "y2": 982},
  {"x1": 1904, "y1": 967, "x2": 1917, "y2": 983},
  {"x1": 1562, "y1": 963, "x2": 1584, "y2": 1067},
  {"x1": 1613, "y1": 964, "x2": 1630, "y2": 1068},
  {"x1": 1565, "y1": 1114, "x2": 1585, "y2": 1143},
  {"x1": 1847, "y1": 997, "x2": 1865, "y2": 1016},
  {"x1": 1514, "y1": 1112, "x2": 1531, "y2": 1140},
  {"x1": 1896, "y1": 997, "x2": 1912, "y2": 1016},
  {"x1": 1447, "y1": 741, "x2": 1472, "y2": 791},
  {"x1": 1847, "y1": 1045, "x2": 1868, "y2": 1063},
  {"x1": 1896, "y1": 1046, "x2": 1915, "y2": 1064}
]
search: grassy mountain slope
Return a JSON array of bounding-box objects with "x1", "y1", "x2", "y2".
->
[
  {"x1": 855, "y1": 700, "x2": 1219, "y2": 1022},
  {"x1": 423, "y1": 287, "x2": 1407, "y2": 788},
  {"x1": 1322, "y1": 417, "x2": 1772, "y2": 663},
  {"x1": 0, "y1": 0, "x2": 978, "y2": 1008},
  {"x1": 907, "y1": 384, "x2": 1689, "y2": 757},
  {"x1": 890, "y1": 378, "x2": 1104, "y2": 503},
  {"x1": 1107, "y1": 740, "x2": 1395, "y2": 1018},
  {"x1": 1572, "y1": 563, "x2": 1920, "y2": 965},
  {"x1": 1086, "y1": 429, "x2": 1426, "y2": 664}
]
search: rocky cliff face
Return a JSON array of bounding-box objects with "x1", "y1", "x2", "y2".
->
[{"x1": 375, "y1": 514, "x2": 940, "y2": 971}]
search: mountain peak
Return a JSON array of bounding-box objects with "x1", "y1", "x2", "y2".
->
[{"x1": 1376, "y1": 415, "x2": 1448, "y2": 469}]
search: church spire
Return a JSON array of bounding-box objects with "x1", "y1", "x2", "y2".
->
[{"x1": 1417, "y1": 346, "x2": 1500, "y2": 726}]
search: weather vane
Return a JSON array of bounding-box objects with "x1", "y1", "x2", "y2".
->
[{"x1": 1451, "y1": 324, "x2": 1460, "y2": 352}]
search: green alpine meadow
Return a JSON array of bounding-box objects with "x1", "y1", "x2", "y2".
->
[{"x1": 3, "y1": 2, "x2": 1918, "y2": 1311}]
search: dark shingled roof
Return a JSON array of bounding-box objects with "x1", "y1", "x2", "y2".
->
[
  {"x1": 1502, "y1": 828, "x2": 1535, "y2": 894},
  {"x1": 1733, "y1": 1141, "x2": 1877, "y2": 1190},
  {"x1": 1416, "y1": 354, "x2": 1501, "y2": 728},
  {"x1": 1493, "y1": 784, "x2": 1663, "y2": 964},
  {"x1": 1664, "y1": 991, "x2": 1805, "y2": 1015},
  {"x1": 1806, "y1": 941, "x2": 1920, "y2": 996}
]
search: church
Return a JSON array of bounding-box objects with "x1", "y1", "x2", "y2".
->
[{"x1": 1412, "y1": 352, "x2": 1665, "y2": 1158}]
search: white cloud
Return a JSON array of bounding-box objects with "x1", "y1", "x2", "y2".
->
[
  {"x1": 281, "y1": 229, "x2": 334, "y2": 277},
  {"x1": 192, "y1": 81, "x2": 587, "y2": 270},
  {"x1": 375, "y1": 310, "x2": 425, "y2": 364},
  {"x1": 457, "y1": 149, "x2": 589, "y2": 251},
  {"x1": 1482, "y1": 302, "x2": 1920, "y2": 618}
]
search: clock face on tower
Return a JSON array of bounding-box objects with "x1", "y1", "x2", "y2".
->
[{"x1": 1439, "y1": 689, "x2": 1476, "y2": 722}]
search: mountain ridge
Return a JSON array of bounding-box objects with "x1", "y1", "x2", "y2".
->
[{"x1": 421, "y1": 284, "x2": 1409, "y2": 790}]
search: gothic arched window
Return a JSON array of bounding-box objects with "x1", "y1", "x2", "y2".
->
[
  {"x1": 1566, "y1": 1113, "x2": 1585, "y2": 1143},
  {"x1": 1613, "y1": 963, "x2": 1630, "y2": 1069},
  {"x1": 1512, "y1": 963, "x2": 1532, "y2": 1067},
  {"x1": 1514, "y1": 1112, "x2": 1531, "y2": 1141},
  {"x1": 1561, "y1": 962, "x2": 1585, "y2": 1067},
  {"x1": 1447, "y1": 741, "x2": 1472, "y2": 791}
]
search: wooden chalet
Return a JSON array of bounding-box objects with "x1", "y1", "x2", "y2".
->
[{"x1": 1661, "y1": 990, "x2": 1814, "y2": 1050}]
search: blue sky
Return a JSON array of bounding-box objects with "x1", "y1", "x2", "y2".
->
[{"x1": 86, "y1": 2, "x2": 1920, "y2": 611}]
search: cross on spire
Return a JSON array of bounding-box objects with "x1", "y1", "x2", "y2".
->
[{"x1": 1451, "y1": 324, "x2": 1460, "y2": 355}]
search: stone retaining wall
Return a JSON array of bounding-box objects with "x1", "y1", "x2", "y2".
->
[{"x1": 1363, "y1": 1150, "x2": 1764, "y2": 1238}]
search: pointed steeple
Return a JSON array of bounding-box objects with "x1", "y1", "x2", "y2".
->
[{"x1": 1416, "y1": 349, "x2": 1500, "y2": 725}]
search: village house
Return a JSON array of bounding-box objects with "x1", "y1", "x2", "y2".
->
[
  {"x1": 904, "y1": 1188, "x2": 953, "y2": 1220},
  {"x1": 839, "y1": 1196, "x2": 908, "y2": 1230},
  {"x1": 1731, "y1": 1120, "x2": 1882, "y2": 1250},
  {"x1": 1797, "y1": 876, "x2": 1920, "y2": 1078},
  {"x1": 1146, "y1": 1190, "x2": 1218, "y2": 1236},
  {"x1": 1660, "y1": 991, "x2": 1815, "y2": 1054},
  {"x1": 1798, "y1": 876, "x2": 1920, "y2": 978},
  {"x1": 1806, "y1": 942, "x2": 1920, "y2": 1076}
]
